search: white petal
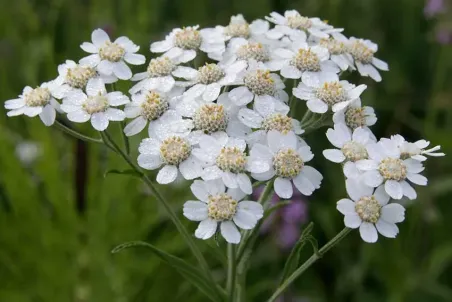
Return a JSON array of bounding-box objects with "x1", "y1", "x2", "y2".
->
[
  {"x1": 124, "y1": 117, "x2": 147, "y2": 136},
  {"x1": 79, "y1": 54, "x2": 101, "y2": 67},
  {"x1": 23, "y1": 106, "x2": 43, "y2": 117},
  {"x1": 150, "y1": 40, "x2": 173, "y2": 53},
  {"x1": 293, "y1": 174, "x2": 315, "y2": 196},
  {"x1": 183, "y1": 201, "x2": 208, "y2": 221},
  {"x1": 268, "y1": 130, "x2": 297, "y2": 152},
  {"x1": 300, "y1": 166, "x2": 323, "y2": 188},
  {"x1": 385, "y1": 180, "x2": 403, "y2": 201},
  {"x1": 233, "y1": 209, "x2": 258, "y2": 230},
  {"x1": 137, "y1": 154, "x2": 162, "y2": 170},
  {"x1": 280, "y1": 65, "x2": 302, "y2": 79},
  {"x1": 156, "y1": 165, "x2": 179, "y2": 184},
  {"x1": 113, "y1": 61, "x2": 133, "y2": 80},
  {"x1": 179, "y1": 158, "x2": 203, "y2": 180},
  {"x1": 124, "y1": 53, "x2": 146, "y2": 65},
  {"x1": 107, "y1": 91, "x2": 130, "y2": 106},
  {"x1": 297, "y1": 146, "x2": 314, "y2": 162},
  {"x1": 407, "y1": 173, "x2": 427, "y2": 186},
  {"x1": 191, "y1": 180, "x2": 209, "y2": 202},
  {"x1": 238, "y1": 108, "x2": 263, "y2": 128},
  {"x1": 220, "y1": 221, "x2": 241, "y2": 244},
  {"x1": 222, "y1": 172, "x2": 239, "y2": 189},
  {"x1": 372, "y1": 57, "x2": 389, "y2": 71},
  {"x1": 251, "y1": 168, "x2": 276, "y2": 181},
  {"x1": 184, "y1": 84, "x2": 206, "y2": 100},
  {"x1": 323, "y1": 149, "x2": 345, "y2": 163},
  {"x1": 67, "y1": 110, "x2": 91, "y2": 123},
  {"x1": 195, "y1": 219, "x2": 218, "y2": 240},
  {"x1": 381, "y1": 204, "x2": 405, "y2": 223},
  {"x1": 80, "y1": 42, "x2": 98, "y2": 53},
  {"x1": 336, "y1": 198, "x2": 356, "y2": 215},
  {"x1": 203, "y1": 83, "x2": 221, "y2": 102},
  {"x1": 343, "y1": 161, "x2": 361, "y2": 179},
  {"x1": 359, "y1": 222, "x2": 378, "y2": 243},
  {"x1": 237, "y1": 174, "x2": 252, "y2": 195},
  {"x1": 400, "y1": 180, "x2": 417, "y2": 200},
  {"x1": 4, "y1": 98, "x2": 25, "y2": 109},
  {"x1": 345, "y1": 178, "x2": 373, "y2": 201},
  {"x1": 91, "y1": 28, "x2": 110, "y2": 47},
  {"x1": 201, "y1": 166, "x2": 223, "y2": 180},
  {"x1": 355, "y1": 159, "x2": 378, "y2": 171},
  {"x1": 91, "y1": 112, "x2": 109, "y2": 131},
  {"x1": 39, "y1": 104, "x2": 56, "y2": 126},
  {"x1": 306, "y1": 99, "x2": 328, "y2": 113},
  {"x1": 344, "y1": 214, "x2": 362, "y2": 229},
  {"x1": 86, "y1": 77, "x2": 106, "y2": 96},
  {"x1": 228, "y1": 87, "x2": 253, "y2": 106},
  {"x1": 97, "y1": 60, "x2": 114, "y2": 75},
  {"x1": 106, "y1": 108, "x2": 125, "y2": 121},
  {"x1": 376, "y1": 220, "x2": 398, "y2": 238},
  {"x1": 374, "y1": 185, "x2": 390, "y2": 206},
  {"x1": 274, "y1": 177, "x2": 293, "y2": 199},
  {"x1": 237, "y1": 201, "x2": 264, "y2": 219},
  {"x1": 363, "y1": 170, "x2": 384, "y2": 187}
]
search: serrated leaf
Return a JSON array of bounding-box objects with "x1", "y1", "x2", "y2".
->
[
  {"x1": 104, "y1": 169, "x2": 142, "y2": 178},
  {"x1": 112, "y1": 241, "x2": 223, "y2": 302}
]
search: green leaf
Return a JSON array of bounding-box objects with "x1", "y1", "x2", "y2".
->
[
  {"x1": 279, "y1": 222, "x2": 314, "y2": 283},
  {"x1": 112, "y1": 241, "x2": 223, "y2": 302},
  {"x1": 103, "y1": 169, "x2": 142, "y2": 178}
]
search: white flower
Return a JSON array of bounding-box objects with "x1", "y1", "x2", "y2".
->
[
  {"x1": 293, "y1": 72, "x2": 366, "y2": 113},
  {"x1": 123, "y1": 86, "x2": 185, "y2": 137},
  {"x1": 356, "y1": 138, "x2": 427, "y2": 200},
  {"x1": 60, "y1": 78, "x2": 129, "y2": 131},
  {"x1": 52, "y1": 60, "x2": 116, "y2": 99},
  {"x1": 390, "y1": 134, "x2": 445, "y2": 162},
  {"x1": 316, "y1": 33, "x2": 355, "y2": 71},
  {"x1": 176, "y1": 93, "x2": 251, "y2": 142},
  {"x1": 137, "y1": 130, "x2": 202, "y2": 184},
  {"x1": 265, "y1": 10, "x2": 343, "y2": 41},
  {"x1": 150, "y1": 25, "x2": 225, "y2": 63},
  {"x1": 193, "y1": 132, "x2": 253, "y2": 194},
  {"x1": 5, "y1": 81, "x2": 60, "y2": 126},
  {"x1": 176, "y1": 61, "x2": 247, "y2": 102},
  {"x1": 333, "y1": 99, "x2": 377, "y2": 132},
  {"x1": 15, "y1": 141, "x2": 41, "y2": 165},
  {"x1": 348, "y1": 37, "x2": 388, "y2": 82},
  {"x1": 323, "y1": 124, "x2": 376, "y2": 179},
  {"x1": 183, "y1": 179, "x2": 264, "y2": 244},
  {"x1": 337, "y1": 178, "x2": 406, "y2": 243},
  {"x1": 80, "y1": 28, "x2": 145, "y2": 80},
  {"x1": 248, "y1": 130, "x2": 322, "y2": 199},
  {"x1": 270, "y1": 41, "x2": 340, "y2": 80}
]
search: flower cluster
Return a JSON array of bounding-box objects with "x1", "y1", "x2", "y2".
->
[{"x1": 4, "y1": 10, "x2": 444, "y2": 245}]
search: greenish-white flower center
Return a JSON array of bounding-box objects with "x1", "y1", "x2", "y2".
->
[
  {"x1": 225, "y1": 22, "x2": 250, "y2": 38},
  {"x1": 66, "y1": 66, "x2": 96, "y2": 89},
  {"x1": 159, "y1": 136, "x2": 191, "y2": 166},
  {"x1": 82, "y1": 95, "x2": 109, "y2": 114},
  {"x1": 236, "y1": 42, "x2": 270, "y2": 62},
  {"x1": 208, "y1": 193, "x2": 238, "y2": 221},
  {"x1": 140, "y1": 91, "x2": 169, "y2": 120},
  {"x1": 314, "y1": 81, "x2": 347, "y2": 106},
  {"x1": 262, "y1": 113, "x2": 293, "y2": 134},
  {"x1": 345, "y1": 107, "x2": 366, "y2": 129},
  {"x1": 290, "y1": 48, "x2": 321, "y2": 72},
  {"x1": 216, "y1": 147, "x2": 246, "y2": 173},
  {"x1": 341, "y1": 141, "x2": 368, "y2": 162},
  {"x1": 99, "y1": 42, "x2": 125, "y2": 62},
  {"x1": 320, "y1": 38, "x2": 346, "y2": 55},
  {"x1": 25, "y1": 87, "x2": 51, "y2": 107},
  {"x1": 147, "y1": 57, "x2": 176, "y2": 78},
  {"x1": 244, "y1": 69, "x2": 275, "y2": 96},
  {"x1": 174, "y1": 28, "x2": 202, "y2": 50},
  {"x1": 355, "y1": 195, "x2": 381, "y2": 223},
  {"x1": 193, "y1": 104, "x2": 228, "y2": 134},
  {"x1": 273, "y1": 148, "x2": 304, "y2": 178},
  {"x1": 286, "y1": 15, "x2": 312, "y2": 30},
  {"x1": 197, "y1": 64, "x2": 225, "y2": 84},
  {"x1": 349, "y1": 40, "x2": 374, "y2": 64},
  {"x1": 378, "y1": 158, "x2": 407, "y2": 181}
]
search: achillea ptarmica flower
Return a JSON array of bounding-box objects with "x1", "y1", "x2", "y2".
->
[
  {"x1": 390, "y1": 134, "x2": 445, "y2": 162},
  {"x1": 356, "y1": 139, "x2": 427, "y2": 200},
  {"x1": 183, "y1": 179, "x2": 264, "y2": 244},
  {"x1": 248, "y1": 131, "x2": 323, "y2": 199},
  {"x1": 323, "y1": 124, "x2": 376, "y2": 179},
  {"x1": 60, "y1": 78, "x2": 129, "y2": 131},
  {"x1": 150, "y1": 25, "x2": 225, "y2": 63},
  {"x1": 317, "y1": 33, "x2": 355, "y2": 71},
  {"x1": 192, "y1": 133, "x2": 253, "y2": 194},
  {"x1": 333, "y1": 99, "x2": 377, "y2": 132},
  {"x1": 266, "y1": 10, "x2": 343, "y2": 41},
  {"x1": 80, "y1": 29, "x2": 145, "y2": 80},
  {"x1": 348, "y1": 37, "x2": 388, "y2": 82},
  {"x1": 123, "y1": 86, "x2": 185, "y2": 136},
  {"x1": 293, "y1": 72, "x2": 366, "y2": 113},
  {"x1": 338, "y1": 179, "x2": 405, "y2": 243},
  {"x1": 5, "y1": 81, "x2": 60, "y2": 126}
]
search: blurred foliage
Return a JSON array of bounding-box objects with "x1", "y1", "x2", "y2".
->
[{"x1": 1, "y1": 0, "x2": 452, "y2": 301}]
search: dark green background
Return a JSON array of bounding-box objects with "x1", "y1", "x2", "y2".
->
[{"x1": 1, "y1": 0, "x2": 451, "y2": 301}]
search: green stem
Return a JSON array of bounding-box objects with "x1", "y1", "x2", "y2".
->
[
  {"x1": 54, "y1": 120, "x2": 103, "y2": 144},
  {"x1": 266, "y1": 227, "x2": 352, "y2": 302},
  {"x1": 119, "y1": 121, "x2": 130, "y2": 155},
  {"x1": 226, "y1": 244, "x2": 237, "y2": 301},
  {"x1": 100, "y1": 130, "x2": 221, "y2": 301}
]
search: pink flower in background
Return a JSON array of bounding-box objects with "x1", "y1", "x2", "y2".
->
[
  {"x1": 424, "y1": 0, "x2": 445, "y2": 17},
  {"x1": 436, "y1": 29, "x2": 452, "y2": 44}
]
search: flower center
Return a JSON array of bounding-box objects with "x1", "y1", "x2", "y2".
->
[
  {"x1": 273, "y1": 148, "x2": 304, "y2": 178},
  {"x1": 320, "y1": 38, "x2": 346, "y2": 55},
  {"x1": 341, "y1": 141, "x2": 368, "y2": 162},
  {"x1": 159, "y1": 136, "x2": 191, "y2": 166},
  {"x1": 355, "y1": 195, "x2": 381, "y2": 223},
  {"x1": 174, "y1": 28, "x2": 202, "y2": 50},
  {"x1": 216, "y1": 147, "x2": 247, "y2": 173},
  {"x1": 207, "y1": 193, "x2": 238, "y2": 221},
  {"x1": 290, "y1": 48, "x2": 321, "y2": 72},
  {"x1": 236, "y1": 42, "x2": 270, "y2": 62},
  {"x1": 224, "y1": 22, "x2": 250, "y2": 38},
  {"x1": 378, "y1": 158, "x2": 407, "y2": 181},
  {"x1": 344, "y1": 107, "x2": 366, "y2": 129},
  {"x1": 349, "y1": 40, "x2": 374, "y2": 64},
  {"x1": 82, "y1": 94, "x2": 109, "y2": 114},
  {"x1": 262, "y1": 113, "x2": 293, "y2": 134},
  {"x1": 140, "y1": 91, "x2": 169, "y2": 120},
  {"x1": 66, "y1": 66, "x2": 96, "y2": 89},
  {"x1": 24, "y1": 87, "x2": 51, "y2": 107},
  {"x1": 147, "y1": 57, "x2": 176, "y2": 77},
  {"x1": 193, "y1": 104, "x2": 228, "y2": 134},
  {"x1": 197, "y1": 63, "x2": 225, "y2": 84},
  {"x1": 99, "y1": 42, "x2": 126, "y2": 62},
  {"x1": 243, "y1": 69, "x2": 275, "y2": 96},
  {"x1": 314, "y1": 81, "x2": 347, "y2": 106},
  {"x1": 286, "y1": 15, "x2": 312, "y2": 30}
]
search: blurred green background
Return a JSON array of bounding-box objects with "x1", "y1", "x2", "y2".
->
[{"x1": 1, "y1": 0, "x2": 452, "y2": 301}]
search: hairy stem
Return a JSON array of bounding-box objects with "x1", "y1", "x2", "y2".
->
[
  {"x1": 119, "y1": 121, "x2": 130, "y2": 155},
  {"x1": 54, "y1": 120, "x2": 103, "y2": 144}
]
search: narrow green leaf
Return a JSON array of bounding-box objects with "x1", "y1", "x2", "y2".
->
[
  {"x1": 104, "y1": 169, "x2": 142, "y2": 178},
  {"x1": 112, "y1": 241, "x2": 223, "y2": 302},
  {"x1": 279, "y1": 222, "x2": 314, "y2": 283}
]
